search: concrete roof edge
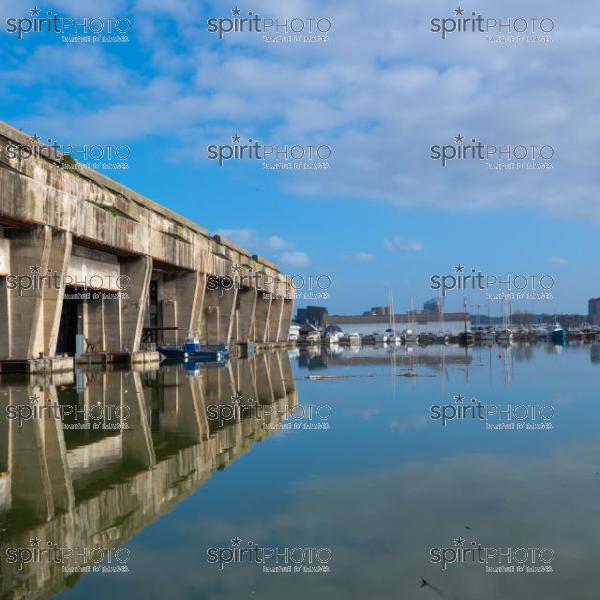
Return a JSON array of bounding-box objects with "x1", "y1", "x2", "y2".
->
[{"x1": 0, "y1": 120, "x2": 209, "y2": 238}]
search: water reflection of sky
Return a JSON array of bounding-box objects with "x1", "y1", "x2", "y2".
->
[{"x1": 55, "y1": 344, "x2": 600, "y2": 599}]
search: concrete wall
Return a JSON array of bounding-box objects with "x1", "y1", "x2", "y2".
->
[{"x1": 0, "y1": 121, "x2": 294, "y2": 367}]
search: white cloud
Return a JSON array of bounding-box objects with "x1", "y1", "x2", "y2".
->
[
  {"x1": 279, "y1": 251, "x2": 310, "y2": 268},
  {"x1": 214, "y1": 228, "x2": 307, "y2": 267},
  {"x1": 5, "y1": 0, "x2": 600, "y2": 220},
  {"x1": 384, "y1": 237, "x2": 424, "y2": 252},
  {"x1": 548, "y1": 256, "x2": 567, "y2": 265},
  {"x1": 340, "y1": 252, "x2": 375, "y2": 262},
  {"x1": 265, "y1": 235, "x2": 291, "y2": 251},
  {"x1": 214, "y1": 228, "x2": 259, "y2": 249}
]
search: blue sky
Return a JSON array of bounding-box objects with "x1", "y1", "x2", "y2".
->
[{"x1": 1, "y1": 0, "x2": 598, "y2": 315}]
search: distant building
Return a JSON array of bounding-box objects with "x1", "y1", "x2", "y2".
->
[
  {"x1": 362, "y1": 306, "x2": 391, "y2": 317},
  {"x1": 589, "y1": 298, "x2": 600, "y2": 325},
  {"x1": 296, "y1": 306, "x2": 328, "y2": 327},
  {"x1": 422, "y1": 298, "x2": 441, "y2": 313}
]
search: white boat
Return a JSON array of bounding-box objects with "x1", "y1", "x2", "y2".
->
[
  {"x1": 299, "y1": 323, "x2": 321, "y2": 344},
  {"x1": 435, "y1": 331, "x2": 449, "y2": 344},
  {"x1": 403, "y1": 328, "x2": 419, "y2": 343},
  {"x1": 288, "y1": 323, "x2": 300, "y2": 342},
  {"x1": 374, "y1": 332, "x2": 388, "y2": 343},
  {"x1": 385, "y1": 328, "x2": 401, "y2": 343},
  {"x1": 497, "y1": 298, "x2": 513, "y2": 344},
  {"x1": 323, "y1": 326, "x2": 343, "y2": 345},
  {"x1": 496, "y1": 328, "x2": 513, "y2": 344},
  {"x1": 480, "y1": 330, "x2": 496, "y2": 343},
  {"x1": 343, "y1": 332, "x2": 361, "y2": 345},
  {"x1": 473, "y1": 326, "x2": 495, "y2": 343},
  {"x1": 303, "y1": 330, "x2": 321, "y2": 344},
  {"x1": 403, "y1": 297, "x2": 419, "y2": 343}
]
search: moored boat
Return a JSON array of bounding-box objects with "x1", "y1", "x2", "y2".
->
[
  {"x1": 159, "y1": 335, "x2": 229, "y2": 361},
  {"x1": 551, "y1": 326, "x2": 567, "y2": 345}
]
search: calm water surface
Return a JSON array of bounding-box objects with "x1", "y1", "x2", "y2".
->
[{"x1": 1, "y1": 343, "x2": 599, "y2": 599}]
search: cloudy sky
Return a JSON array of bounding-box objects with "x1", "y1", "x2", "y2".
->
[{"x1": 1, "y1": 0, "x2": 599, "y2": 314}]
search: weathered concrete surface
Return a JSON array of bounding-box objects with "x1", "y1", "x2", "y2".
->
[{"x1": 0, "y1": 121, "x2": 294, "y2": 370}]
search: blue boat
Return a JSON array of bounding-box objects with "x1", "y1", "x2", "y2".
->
[
  {"x1": 550, "y1": 327, "x2": 567, "y2": 345},
  {"x1": 158, "y1": 335, "x2": 229, "y2": 361}
]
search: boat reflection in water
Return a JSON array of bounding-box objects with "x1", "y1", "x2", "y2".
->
[{"x1": 0, "y1": 351, "x2": 296, "y2": 600}]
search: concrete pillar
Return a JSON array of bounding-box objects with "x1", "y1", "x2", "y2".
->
[
  {"x1": 43, "y1": 230, "x2": 72, "y2": 357},
  {"x1": 161, "y1": 271, "x2": 205, "y2": 346},
  {"x1": 104, "y1": 293, "x2": 122, "y2": 352},
  {"x1": 232, "y1": 356, "x2": 258, "y2": 405},
  {"x1": 279, "y1": 350, "x2": 296, "y2": 395},
  {"x1": 86, "y1": 296, "x2": 106, "y2": 352},
  {"x1": 219, "y1": 287, "x2": 238, "y2": 344},
  {"x1": 203, "y1": 287, "x2": 220, "y2": 344},
  {"x1": 268, "y1": 352, "x2": 286, "y2": 400},
  {"x1": 0, "y1": 277, "x2": 10, "y2": 360},
  {"x1": 121, "y1": 371, "x2": 155, "y2": 469},
  {"x1": 237, "y1": 288, "x2": 257, "y2": 343},
  {"x1": 43, "y1": 386, "x2": 75, "y2": 513},
  {"x1": 256, "y1": 353, "x2": 275, "y2": 405},
  {"x1": 267, "y1": 298, "x2": 284, "y2": 343},
  {"x1": 1, "y1": 227, "x2": 72, "y2": 360},
  {"x1": 0, "y1": 389, "x2": 11, "y2": 473},
  {"x1": 10, "y1": 386, "x2": 54, "y2": 520},
  {"x1": 6, "y1": 226, "x2": 52, "y2": 359},
  {"x1": 279, "y1": 299, "x2": 294, "y2": 342},
  {"x1": 254, "y1": 292, "x2": 271, "y2": 343},
  {"x1": 120, "y1": 255, "x2": 152, "y2": 353},
  {"x1": 203, "y1": 281, "x2": 237, "y2": 345}
]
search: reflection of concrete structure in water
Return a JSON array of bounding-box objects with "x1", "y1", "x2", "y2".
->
[{"x1": 0, "y1": 351, "x2": 296, "y2": 600}]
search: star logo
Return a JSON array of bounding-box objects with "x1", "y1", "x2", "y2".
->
[
  {"x1": 453, "y1": 394, "x2": 465, "y2": 403},
  {"x1": 454, "y1": 263, "x2": 464, "y2": 273},
  {"x1": 30, "y1": 264, "x2": 41, "y2": 274},
  {"x1": 231, "y1": 536, "x2": 242, "y2": 546},
  {"x1": 232, "y1": 7, "x2": 241, "y2": 16},
  {"x1": 30, "y1": 394, "x2": 39, "y2": 404},
  {"x1": 454, "y1": 7, "x2": 464, "y2": 16},
  {"x1": 231, "y1": 134, "x2": 241, "y2": 143},
  {"x1": 454, "y1": 134, "x2": 464, "y2": 143},
  {"x1": 231, "y1": 264, "x2": 242, "y2": 273},
  {"x1": 230, "y1": 393, "x2": 243, "y2": 405},
  {"x1": 31, "y1": 134, "x2": 41, "y2": 143},
  {"x1": 454, "y1": 537, "x2": 465, "y2": 547},
  {"x1": 30, "y1": 536, "x2": 41, "y2": 547},
  {"x1": 30, "y1": 6, "x2": 41, "y2": 16}
]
